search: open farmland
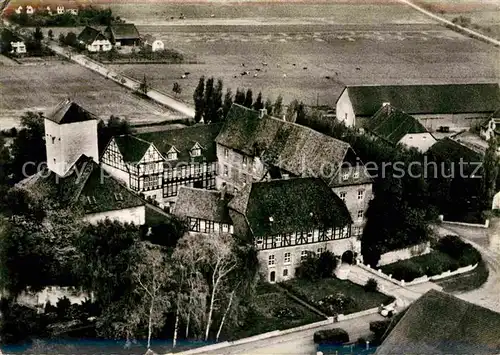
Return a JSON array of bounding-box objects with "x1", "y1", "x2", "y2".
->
[
  {"x1": 0, "y1": 61, "x2": 182, "y2": 130},
  {"x1": 109, "y1": 23, "x2": 500, "y2": 106}
]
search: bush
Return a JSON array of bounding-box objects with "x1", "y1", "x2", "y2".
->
[
  {"x1": 317, "y1": 292, "x2": 357, "y2": 316},
  {"x1": 369, "y1": 320, "x2": 391, "y2": 341},
  {"x1": 317, "y1": 250, "x2": 337, "y2": 278},
  {"x1": 313, "y1": 328, "x2": 349, "y2": 345},
  {"x1": 296, "y1": 251, "x2": 337, "y2": 280},
  {"x1": 386, "y1": 261, "x2": 424, "y2": 282},
  {"x1": 436, "y1": 235, "x2": 464, "y2": 259},
  {"x1": 364, "y1": 278, "x2": 378, "y2": 292}
]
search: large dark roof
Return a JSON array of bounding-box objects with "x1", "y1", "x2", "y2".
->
[
  {"x1": 77, "y1": 26, "x2": 107, "y2": 45},
  {"x1": 105, "y1": 23, "x2": 140, "y2": 40},
  {"x1": 217, "y1": 104, "x2": 357, "y2": 185},
  {"x1": 376, "y1": 290, "x2": 500, "y2": 355},
  {"x1": 114, "y1": 135, "x2": 152, "y2": 163},
  {"x1": 343, "y1": 83, "x2": 500, "y2": 117},
  {"x1": 228, "y1": 177, "x2": 352, "y2": 236},
  {"x1": 46, "y1": 99, "x2": 97, "y2": 124},
  {"x1": 134, "y1": 123, "x2": 222, "y2": 164},
  {"x1": 428, "y1": 137, "x2": 484, "y2": 163},
  {"x1": 18, "y1": 155, "x2": 144, "y2": 215},
  {"x1": 172, "y1": 187, "x2": 233, "y2": 224},
  {"x1": 365, "y1": 105, "x2": 428, "y2": 145}
]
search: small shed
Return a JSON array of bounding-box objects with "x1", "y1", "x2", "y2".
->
[{"x1": 143, "y1": 34, "x2": 164, "y2": 52}]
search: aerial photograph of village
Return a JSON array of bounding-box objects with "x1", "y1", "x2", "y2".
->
[{"x1": 0, "y1": 0, "x2": 499, "y2": 354}]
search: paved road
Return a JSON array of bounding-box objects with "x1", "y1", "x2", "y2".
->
[
  {"x1": 437, "y1": 219, "x2": 500, "y2": 314},
  {"x1": 201, "y1": 313, "x2": 383, "y2": 355}
]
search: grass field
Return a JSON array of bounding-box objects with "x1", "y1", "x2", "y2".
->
[
  {"x1": 109, "y1": 23, "x2": 499, "y2": 107},
  {"x1": 0, "y1": 61, "x2": 182, "y2": 130}
]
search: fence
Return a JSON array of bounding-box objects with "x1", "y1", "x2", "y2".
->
[{"x1": 358, "y1": 262, "x2": 478, "y2": 287}]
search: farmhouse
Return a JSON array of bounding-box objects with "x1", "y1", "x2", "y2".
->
[
  {"x1": 105, "y1": 23, "x2": 140, "y2": 47},
  {"x1": 216, "y1": 104, "x2": 372, "y2": 236},
  {"x1": 376, "y1": 290, "x2": 500, "y2": 355},
  {"x1": 336, "y1": 83, "x2": 500, "y2": 127},
  {"x1": 172, "y1": 186, "x2": 234, "y2": 235},
  {"x1": 143, "y1": 34, "x2": 164, "y2": 52},
  {"x1": 15, "y1": 6, "x2": 22, "y2": 14},
  {"x1": 56, "y1": 5, "x2": 64, "y2": 14},
  {"x1": 480, "y1": 108, "x2": 500, "y2": 141},
  {"x1": 26, "y1": 5, "x2": 34, "y2": 14},
  {"x1": 228, "y1": 177, "x2": 354, "y2": 283},
  {"x1": 17, "y1": 99, "x2": 146, "y2": 225},
  {"x1": 10, "y1": 33, "x2": 26, "y2": 54},
  {"x1": 77, "y1": 26, "x2": 112, "y2": 52},
  {"x1": 101, "y1": 124, "x2": 221, "y2": 208},
  {"x1": 364, "y1": 104, "x2": 436, "y2": 152}
]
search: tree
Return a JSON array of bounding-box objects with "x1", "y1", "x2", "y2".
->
[
  {"x1": 211, "y1": 79, "x2": 224, "y2": 123},
  {"x1": 285, "y1": 99, "x2": 299, "y2": 122},
  {"x1": 274, "y1": 95, "x2": 284, "y2": 118},
  {"x1": 193, "y1": 76, "x2": 205, "y2": 123},
  {"x1": 317, "y1": 250, "x2": 337, "y2": 278},
  {"x1": 64, "y1": 32, "x2": 77, "y2": 47},
  {"x1": 48, "y1": 29, "x2": 54, "y2": 41},
  {"x1": 243, "y1": 89, "x2": 253, "y2": 108},
  {"x1": 295, "y1": 101, "x2": 306, "y2": 123},
  {"x1": 234, "y1": 88, "x2": 245, "y2": 105},
  {"x1": 131, "y1": 242, "x2": 173, "y2": 349},
  {"x1": 33, "y1": 27, "x2": 44, "y2": 43},
  {"x1": 139, "y1": 74, "x2": 149, "y2": 95},
  {"x1": 58, "y1": 33, "x2": 65, "y2": 46},
  {"x1": 481, "y1": 136, "x2": 499, "y2": 209},
  {"x1": 0, "y1": 29, "x2": 14, "y2": 54},
  {"x1": 222, "y1": 89, "x2": 233, "y2": 119},
  {"x1": 97, "y1": 115, "x2": 131, "y2": 155},
  {"x1": 203, "y1": 77, "x2": 215, "y2": 123},
  {"x1": 264, "y1": 97, "x2": 273, "y2": 116},
  {"x1": 253, "y1": 92, "x2": 264, "y2": 111},
  {"x1": 172, "y1": 82, "x2": 182, "y2": 98}
]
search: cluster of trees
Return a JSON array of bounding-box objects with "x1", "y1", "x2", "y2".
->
[
  {"x1": 295, "y1": 251, "x2": 337, "y2": 280},
  {"x1": 0, "y1": 27, "x2": 52, "y2": 56},
  {"x1": 8, "y1": 7, "x2": 118, "y2": 27},
  {"x1": 58, "y1": 31, "x2": 80, "y2": 48}
]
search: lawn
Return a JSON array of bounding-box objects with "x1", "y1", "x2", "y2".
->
[
  {"x1": 282, "y1": 278, "x2": 394, "y2": 317},
  {"x1": 0, "y1": 61, "x2": 181, "y2": 130},
  {"x1": 222, "y1": 282, "x2": 324, "y2": 341},
  {"x1": 435, "y1": 259, "x2": 489, "y2": 293}
]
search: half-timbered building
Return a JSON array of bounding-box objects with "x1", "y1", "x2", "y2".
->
[
  {"x1": 216, "y1": 104, "x2": 372, "y2": 235},
  {"x1": 101, "y1": 124, "x2": 222, "y2": 208},
  {"x1": 172, "y1": 186, "x2": 234, "y2": 235},
  {"x1": 228, "y1": 177, "x2": 354, "y2": 283}
]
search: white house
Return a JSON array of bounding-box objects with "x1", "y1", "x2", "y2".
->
[
  {"x1": 67, "y1": 8, "x2": 78, "y2": 15},
  {"x1": 46, "y1": 6, "x2": 52, "y2": 14},
  {"x1": 26, "y1": 5, "x2": 34, "y2": 14},
  {"x1": 335, "y1": 83, "x2": 500, "y2": 127},
  {"x1": 10, "y1": 37, "x2": 26, "y2": 54},
  {"x1": 143, "y1": 34, "x2": 164, "y2": 52},
  {"x1": 364, "y1": 104, "x2": 436, "y2": 153},
  {"x1": 56, "y1": 5, "x2": 64, "y2": 14},
  {"x1": 15, "y1": 6, "x2": 23, "y2": 14},
  {"x1": 77, "y1": 26, "x2": 112, "y2": 52}
]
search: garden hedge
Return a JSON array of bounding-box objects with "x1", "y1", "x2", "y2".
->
[{"x1": 313, "y1": 328, "x2": 349, "y2": 345}]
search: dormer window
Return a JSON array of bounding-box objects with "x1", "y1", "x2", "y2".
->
[
  {"x1": 166, "y1": 146, "x2": 178, "y2": 161},
  {"x1": 353, "y1": 171, "x2": 359, "y2": 179},
  {"x1": 114, "y1": 193, "x2": 124, "y2": 201},
  {"x1": 191, "y1": 143, "x2": 202, "y2": 157},
  {"x1": 86, "y1": 195, "x2": 97, "y2": 204},
  {"x1": 343, "y1": 172, "x2": 349, "y2": 181},
  {"x1": 242, "y1": 156, "x2": 248, "y2": 167}
]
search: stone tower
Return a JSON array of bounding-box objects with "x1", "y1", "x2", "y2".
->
[{"x1": 44, "y1": 99, "x2": 99, "y2": 177}]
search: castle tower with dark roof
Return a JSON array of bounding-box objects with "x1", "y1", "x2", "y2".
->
[{"x1": 44, "y1": 99, "x2": 99, "y2": 177}]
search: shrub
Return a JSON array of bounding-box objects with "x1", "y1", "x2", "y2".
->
[
  {"x1": 436, "y1": 235, "x2": 464, "y2": 259},
  {"x1": 385, "y1": 261, "x2": 424, "y2": 282},
  {"x1": 317, "y1": 250, "x2": 337, "y2": 278},
  {"x1": 369, "y1": 320, "x2": 391, "y2": 341},
  {"x1": 364, "y1": 278, "x2": 378, "y2": 292},
  {"x1": 317, "y1": 292, "x2": 357, "y2": 315},
  {"x1": 313, "y1": 328, "x2": 349, "y2": 345},
  {"x1": 458, "y1": 245, "x2": 481, "y2": 267}
]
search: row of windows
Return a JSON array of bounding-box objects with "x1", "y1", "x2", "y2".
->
[
  {"x1": 268, "y1": 249, "x2": 327, "y2": 266},
  {"x1": 256, "y1": 227, "x2": 350, "y2": 250},
  {"x1": 188, "y1": 217, "x2": 233, "y2": 234},
  {"x1": 144, "y1": 175, "x2": 162, "y2": 190},
  {"x1": 166, "y1": 146, "x2": 202, "y2": 161},
  {"x1": 164, "y1": 178, "x2": 216, "y2": 197},
  {"x1": 165, "y1": 163, "x2": 216, "y2": 180},
  {"x1": 342, "y1": 170, "x2": 360, "y2": 181},
  {"x1": 338, "y1": 189, "x2": 365, "y2": 202}
]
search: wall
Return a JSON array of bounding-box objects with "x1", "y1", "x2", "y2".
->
[
  {"x1": 331, "y1": 179, "x2": 372, "y2": 233},
  {"x1": 258, "y1": 237, "x2": 356, "y2": 283},
  {"x1": 335, "y1": 89, "x2": 356, "y2": 127},
  {"x1": 215, "y1": 143, "x2": 266, "y2": 193},
  {"x1": 102, "y1": 162, "x2": 131, "y2": 188},
  {"x1": 493, "y1": 191, "x2": 500, "y2": 210},
  {"x1": 83, "y1": 205, "x2": 146, "y2": 225},
  {"x1": 87, "y1": 39, "x2": 112, "y2": 52},
  {"x1": 399, "y1": 133, "x2": 436, "y2": 153},
  {"x1": 151, "y1": 40, "x2": 164, "y2": 52},
  {"x1": 377, "y1": 242, "x2": 431, "y2": 267}
]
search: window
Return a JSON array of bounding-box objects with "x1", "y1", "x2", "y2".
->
[
  {"x1": 317, "y1": 247, "x2": 324, "y2": 254},
  {"x1": 358, "y1": 190, "x2": 364, "y2": 200},
  {"x1": 284, "y1": 252, "x2": 291, "y2": 264},
  {"x1": 223, "y1": 165, "x2": 228, "y2": 176},
  {"x1": 354, "y1": 227, "x2": 362, "y2": 236},
  {"x1": 256, "y1": 237, "x2": 263, "y2": 247},
  {"x1": 300, "y1": 250, "x2": 308, "y2": 261},
  {"x1": 242, "y1": 156, "x2": 248, "y2": 167},
  {"x1": 191, "y1": 146, "x2": 202, "y2": 157},
  {"x1": 224, "y1": 148, "x2": 229, "y2": 159},
  {"x1": 343, "y1": 172, "x2": 349, "y2": 181},
  {"x1": 242, "y1": 173, "x2": 247, "y2": 184},
  {"x1": 167, "y1": 152, "x2": 177, "y2": 160},
  {"x1": 357, "y1": 210, "x2": 364, "y2": 220},
  {"x1": 268, "y1": 254, "x2": 275, "y2": 266},
  {"x1": 283, "y1": 269, "x2": 288, "y2": 277},
  {"x1": 52, "y1": 137, "x2": 56, "y2": 144},
  {"x1": 353, "y1": 171, "x2": 360, "y2": 179},
  {"x1": 339, "y1": 192, "x2": 346, "y2": 201},
  {"x1": 144, "y1": 175, "x2": 159, "y2": 190}
]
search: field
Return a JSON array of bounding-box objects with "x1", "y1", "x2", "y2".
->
[
  {"x1": 109, "y1": 22, "x2": 500, "y2": 107},
  {"x1": 0, "y1": 60, "x2": 183, "y2": 130}
]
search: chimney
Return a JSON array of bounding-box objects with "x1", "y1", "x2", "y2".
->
[
  {"x1": 220, "y1": 182, "x2": 227, "y2": 200},
  {"x1": 259, "y1": 108, "x2": 267, "y2": 119}
]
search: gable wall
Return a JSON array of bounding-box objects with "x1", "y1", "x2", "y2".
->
[
  {"x1": 83, "y1": 205, "x2": 146, "y2": 225},
  {"x1": 399, "y1": 133, "x2": 437, "y2": 153},
  {"x1": 336, "y1": 89, "x2": 356, "y2": 127}
]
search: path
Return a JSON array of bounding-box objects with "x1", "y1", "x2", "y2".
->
[
  {"x1": 199, "y1": 313, "x2": 383, "y2": 355},
  {"x1": 397, "y1": 0, "x2": 500, "y2": 47}
]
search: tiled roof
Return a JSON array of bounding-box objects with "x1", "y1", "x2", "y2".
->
[
  {"x1": 428, "y1": 137, "x2": 484, "y2": 163},
  {"x1": 114, "y1": 135, "x2": 152, "y2": 163},
  {"x1": 366, "y1": 105, "x2": 428, "y2": 145},
  {"x1": 46, "y1": 99, "x2": 97, "y2": 125},
  {"x1": 106, "y1": 23, "x2": 140, "y2": 40},
  {"x1": 343, "y1": 83, "x2": 500, "y2": 117},
  {"x1": 376, "y1": 290, "x2": 500, "y2": 355},
  {"x1": 172, "y1": 187, "x2": 233, "y2": 224},
  {"x1": 217, "y1": 104, "x2": 355, "y2": 183},
  {"x1": 19, "y1": 155, "x2": 144, "y2": 215},
  {"x1": 228, "y1": 177, "x2": 352, "y2": 236},
  {"x1": 77, "y1": 26, "x2": 107, "y2": 45},
  {"x1": 133, "y1": 123, "x2": 222, "y2": 164}
]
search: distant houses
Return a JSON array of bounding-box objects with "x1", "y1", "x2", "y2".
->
[
  {"x1": 143, "y1": 34, "x2": 164, "y2": 52},
  {"x1": 77, "y1": 26, "x2": 112, "y2": 52},
  {"x1": 104, "y1": 23, "x2": 141, "y2": 47},
  {"x1": 480, "y1": 108, "x2": 500, "y2": 141},
  {"x1": 336, "y1": 83, "x2": 500, "y2": 127}
]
